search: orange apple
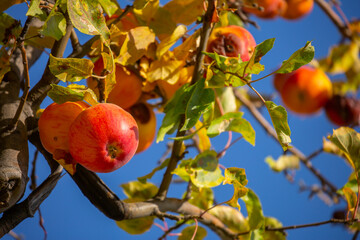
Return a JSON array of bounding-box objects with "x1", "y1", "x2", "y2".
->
[
  {"x1": 242, "y1": 0, "x2": 287, "y2": 19},
  {"x1": 68, "y1": 103, "x2": 139, "y2": 173},
  {"x1": 206, "y1": 25, "x2": 256, "y2": 62},
  {"x1": 282, "y1": 0, "x2": 314, "y2": 20},
  {"x1": 279, "y1": 66, "x2": 332, "y2": 114},
  {"x1": 87, "y1": 56, "x2": 143, "y2": 109},
  {"x1": 38, "y1": 101, "x2": 89, "y2": 154}
]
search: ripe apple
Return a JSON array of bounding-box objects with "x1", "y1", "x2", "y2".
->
[
  {"x1": 87, "y1": 56, "x2": 143, "y2": 109},
  {"x1": 68, "y1": 103, "x2": 139, "y2": 173},
  {"x1": 242, "y1": 0, "x2": 287, "y2": 19},
  {"x1": 127, "y1": 102, "x2": 156, "y2": 153},
  {"x1": 324, "y1": 95, "x2": 360, "y2": 126},
  {"x1": 38, "y1": 101, "x2": 89, "y2": 154},
  {"x1": 206, "y1": 25, "x2": 256, "y2": 62},
  {"x1": 282, "y1": 0, "x2": 314, "y2": 20},
  {"x1": 278, "y1": 66, "x2": 332, "y2": 114}
]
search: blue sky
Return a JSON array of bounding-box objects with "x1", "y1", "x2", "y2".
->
[{"x1": 3, "y1": 1, "x2": 360, "y2": 239}]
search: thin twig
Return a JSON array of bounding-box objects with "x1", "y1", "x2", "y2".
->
[
  {"x1": 30, "y1": 150, "x2": 39, "y2": 191},
  {"x1": 306, "y1": 148, "x2": 324, "y2": 161}
]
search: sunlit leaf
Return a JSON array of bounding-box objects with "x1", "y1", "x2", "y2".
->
[
  {"x1": 49, "y1": 54, "x2": 94, "y2": 82},
  {"x1": 265, "y1": 155, "x2": 300, "y2": 172},
  {"x1": 100, "y1": 52, "x2": 116, "y2": 101},
  {"x1": 265, "y1": 101, "x2": 291, "y2": 151},
  {"x1": 195, "y1": 121, "x2": 211, "y2": 152},
  {"x1": 146, "y1": 52, "x2": 183, "y2": 84},
  {"x1": 246, "y1": 38, "x2": 275, "y2": 75},
  {"x1": 241, "y1": 189, "x2": 265, "y2": 230},
  {"x1": 187, "y1": 185, "x2": 214, "y2": 210},
  {"x1": 209, "y1": 205, "x2": 250, "y2": 233},
  {"x1": 173, "y1": 29, "x2": 200, "y2": 60},
  {"x1": 223, "y1": 167, "x2": 249, "y2": 211},
  {"x1": 98, "y1": 0, "x2": 119, "y2": 17},
  {"x1": 343, "y1": 187, "x2": 357, "y2": 213},
  {"x1": 178, "y1": 225, "x2": 207, "y2": 240},
  {"x1": 263, "y1": 217, "x2": 286, "y2": 240},
  {"x1": 276, "y1": 41, "x2": 314, "y2": 74},
  {"x1": 41, "y1": 11, "x2": 66, "y2": 41},
  {"x1": 67, "y1": 0, "x2": 110, "y2": 43},
  {"x1": 117, "y1": 26, "x2": 156, "y2": 65},
  {"x1": 47, "y1": 84, "x2": 98, "y2": 105},
  {"x1": 116, "y1": 216, "x2": 154, "y2": 235},
  {"x1": 329, "y1": 127, "x2": 360, "y2": 176},
  {"x1": 156, "y1": 25, "x2": 187, "y2": 59},
  {"x1": 26, "y1": 0, "x2": 46, "y2": 19},
  {"x1": 213, "y1": 87, "x2": 238, "y2": 117},
  {"x1": 121, "y1": 181, "x2": 158, "y2": 200},
  {"x1": 163, "y1": 0, "x2": 204, "y2": 25},
  {"x1": 191, "y1": 167, "x2": 224, "y2": 188},
  {"x1": 338, "y1": 173, "x2": 358, "y2": 195},
  {"x1": 137, "y1": 158, "x2": 170, "y2": 183},
  {"x1": 182, "y1": 78, "x2": 215, "y2": 131}
]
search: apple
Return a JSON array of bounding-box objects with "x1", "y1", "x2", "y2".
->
[
  {"x1": 282, "y1": 0, "x2": 314, "y2": 20},
  {"x1": 324, "y1": 95, "x2": 360, "y2": 126},
  {"x1": 242, "y1": 0, "x2": 287, "y2": 19},
  {"x1": 38, "y1": 101, "x2": 89, "y2": 154},
  {"x1": 68, "y1": 103, "x2": 139, "y2": 173},
  {"x1": 278, "y1": 66, "x2": 332, "y2": 114},
  {"x1": 206, "y1": 25, "x2": 256, "y2": 62},
  {"x1": 87, "y1": 56, "x2": 143, "y2": 109}
]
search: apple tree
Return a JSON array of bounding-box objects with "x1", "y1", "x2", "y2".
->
[{"x1": 0, "y1": 0, "x2": 360, "y2": 239}]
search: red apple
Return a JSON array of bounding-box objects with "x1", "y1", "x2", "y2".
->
[
  {"x1": 68, "y1": 103, "x2": 139, "y2": 173},
  {"x1": 324, "y1": 95, "x2": 360, "y2": 126}
]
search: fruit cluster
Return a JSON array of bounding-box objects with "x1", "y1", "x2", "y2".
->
[
  {"x1": 273, "y1": 66, "x2": 360, "y2": 126},
  {"x1": 242, "y1": 0, "x2": 314, "y2": 20}
]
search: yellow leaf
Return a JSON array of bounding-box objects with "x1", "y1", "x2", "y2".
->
[
  {"x1": 163, "y1": 0, "x2": 204, "y2": 25},
  {"x1": 156, "y1": 25, "x2": 187, "y2": 59},
  {"x1": 195, "y1": 121, "x2": 211, "y2": 152},
  {"x1": 173, "y1": 29, "x2": 200, "y2": 60},
  {"x1": 133, "y1": 0, "x2": 159, "y2": 23},
  {"x1": 53, "y1": 149, "x2": 77, "y2": 175},
  {"x1": 117, "y1": 26, "x2": 156, "y2": 65},
  {"x1": 146, "y1": 52, "x2": 183, "y2": 84},
  {"x1": 343, "y1": 187, "x2": 357, "y2": 213}
]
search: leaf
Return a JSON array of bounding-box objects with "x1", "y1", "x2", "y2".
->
[
  {"x1": 41, "y1": 11, "x2": 66, "y2": 41},
  {"x1": 121, "y1": 181, "x2": 158, "y2": 200},
  {"x1": 100, "y1": 52, "x2": 116, "y2": 101},
  {"x1": 178, "y1": 225, "x2": 207, "y2": 240},
  {"x1": 187, "y1": 186, "x2": 214, "y2": 210},
  {"x1": 0, "y1": 0, "x2": 25, "y2": 13},
  {"x1": 26, "y1": 0, "x2": 46, "y2": 19},
  {"x1": 265, "y1": 155, "x2": 300, "y2": 172},
  {"x1": 49, "y1": 54, "x2": 94, "y2": 82},
  {"x1": 156, "y1": 25, "x2": 187, "y2": 59},
  {"x1": 156, "y1": 83, "x2": 195, "y2": 142},
  {"x1": 137, "y1": 158, "x2": 170, "y2": 183},
  {"x1": 173, "y1": 29, "x2": 200, "y2": 60},
  {"x1": 329, "y1": 127, "x2": 360, "y2": 173},
  {"x1": 47, "y1": 84, "x2": 98, "y2": 105},
  {"x1": 245, "y1": 38, "x2": 275, "y2": 74},
  {"x1": 241, "y1": 189, "x2": 265, "y2": 230},
  {"x1": 67, "y1": 0, "x2": 110, "y2": 43},
  {"x1": 276, "y1": 41, "x2": 315, "y2": 74},
  {"x1": 208, "y1": 206, "x2": 250, "y2": 233},
  {"x1": 319, "y1": 42, "x2": 359, "y2": 74},
  {"x1": 0, "y1": 13, "x2": 21, "y2": 44},
  {"x1": 117, "y1": 26, "x2": 156, "y2": 65},
  {"x1": 207, "y1": 112, "x2": 256, "y2": 146},
  {"x1": 146, "y1": 52, "x2": 183, "y2": 84},
  {"x1": 195, "y1": 121, "x2": 211, "y2": 152},
  {"x1": 182, "y1": 78, "x2": 215, "y2": 131},
  {"x1": 265, "y1": 101, "x2": 291, "y2": 151},
  {"x1": 264, "y1": 217, "x2": 285, "y2": 240},
  {"x1": 214, "y1": 87, "x2": 238, "y2": 117},
  {"x1": 116, "y1": 216, "x2": 154, "y2": 235},
  {"x1": 98, "y1": 0, "x2": 119, "y2": 17},
  {"x1": 164, "y1": 0, "x2": 204, "y2": 25},
  {"x1": 223, "y1": 167, "x2": 249, "y2": 211},
  {"x1": 194, "y1": 150, "x2": 218, "y2": 171},
  {"x1": 343, "y1": 187, "x2": 357, "y2": 213},
  {"x1": 191, "y1": 167, "x2": 224, "y2": 188}
]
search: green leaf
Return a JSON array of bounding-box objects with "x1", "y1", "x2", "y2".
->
[
  {"x1": 137, "y1": 158, "x2": 170, "y2": 183},
  {"x1": 98, "y1": 0, "x2": 119, "y2": 17},
  {"x1": 207, "y1": 112, "x2": 255, "y2": 146},
  {"x1": 116, "y1": 216, "x2": 154, "y2": 235},
  {"x1": 208, "y1": 206, "x2": 250, "y2": 233},
  {"x1": 265, "y1": 155, "x2": 300, "y2": 172},
  {"x1": 100, "y1": 52, "x2": 116, "y2": 101},
  {"x1": 121, "y1": 181, "x2": 158, "y2": 200},
  {"x1": 242, "y1": 189, "x2": 265, "y2": 230},
  {"x1": 191, "y1": 167, "x2": 224, "y2": 188},
  {"x1": 223, "y1": 167, "x2": 249, "y2": 211},
  {"x1": 194, "y1": 150, "x2": 218, "y2": 171},
  {"x1": 47, "y1": 84, "x2": 98, "y2": 105},
  {"x1": 329, "y1": 127, "x2": 360, "y2": 176},
  {"x1": 265, "y1": 101, "x2": 291, "y2": 151},
  {"x1": 343, "y1": 187, "x2": 357, "y2": 213},
  {"x1": 214, "y1": 87, "x2": 238, "y2": 117},
  {"x1": 263, "y1": 217, "x2": 286, "y2": 240},
  {"x1": 49, "y1": 54, "x2": 94, "y2": 82},
  {"x1": 26, "y1": 0, "x2": 46, "y2": 19},
  {"x1": 67, "y1": 0, "x2": 110, "y2": 43},
  {"x1": 178, "y1": 225, "x2": 207, "y2": 240},
  {"x1": 182, "y1": 78, "x2": 215, "y2": 131},
  {"x1": 41, "y1": 11, "x2": 66, "y2": 41},
  {"x1": 187, "y1": 185, "x2": 214, "y2": 210},
  {"x1": 133, "y1": 0, "x2": 150, "y2": 9},
  {"x1": 337, "y1": 173, "x2": 358, "y2": 195},
  {"x1": 245, "y1": 38, "x2": 275, "y2": 76},
  {"x1": 156, "y1": 83, "x2": 195, "y2": 142},
  {"x1": 276, "y1": 41, "x2": 314, "y2": 74}
]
